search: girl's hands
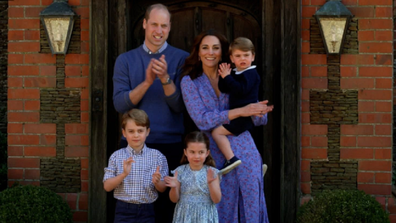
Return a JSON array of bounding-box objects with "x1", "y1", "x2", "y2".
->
[
  {"x1": 207, "y1": 168, "x2": 217, "y2": 185},
  {"x1": 164, "y1": 171, "x2": 179, "y2": 188},
  {"x1": 122, "y1": 157, "x2": 134, "y2": 176}
]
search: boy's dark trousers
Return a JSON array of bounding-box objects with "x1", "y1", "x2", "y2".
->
[{"x1": 114, "y1": 200, "x2": 155, "y2": 223}]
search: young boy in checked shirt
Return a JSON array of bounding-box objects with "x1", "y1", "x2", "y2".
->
[{"x1": 103, "y1": 109, "x2": 168, "y2": 223}]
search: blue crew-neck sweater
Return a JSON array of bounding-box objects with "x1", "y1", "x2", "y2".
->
[{"x1": 113, "y1": 45, "x2": 189, "y2": 143}]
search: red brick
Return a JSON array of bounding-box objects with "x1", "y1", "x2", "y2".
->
[
  {"x1": 358, "y1": 184, "x2": 391, "y2": 196},
  {"x1": 340, "y1": 136, "x2": 356, "y2": 147},
  {"x1": 24, "y1": 124, "x2": 56, "y2": 133},
  {"x1": 302, "y1": 78, "x2": 327, "y2": 89},
  {"x1": 65, "y1": 77, "x2": 89, "y2": 88},
  {"x1": 375, "y1": 7, "x2": 392, "y2": 17},
  {"x1": 8, "y1": 66, "x2": 39, "y2": 76},
  {"x1": 310, "y1": 66, "x2": 327, "y2": 77},
  {"x1": 8, "y1": 30, "x2": 24, "y2": 40},
  {"x1": 25, "y1": 54, "x2": 56, "y2": 64},
  {"x1": 8, "y1": 146, "x2": 23, "y2": 156},
  {"x1": 24, "y1": 77, "x2": 56, "y2": 88},
  {"x1": 42, "y1": 0, "x2": 52, "y2": 5},
  {"x1": 24, "y1": 147, "x2": 56, "y2": 157},
  {"x1": 341, "y1": 54, "x2": 374, "y2": 65},
  {"x1": 359, "y1": 19, "x2": 392, "y2": 29},
  {"x1": 375, "y1": 31, "x2": 392, "y2": 41},
  {"x1": 8, "y1": 89, "x2": 39, "y2": 99},
  {"x1": 81, "y1": 0, "x2": 89, "y2": 5},
  {"x1": 311, "y1": 0, "x2": 326, "y2": 5},
  {"x1": 25, "y1": 169, "x2": 40, "y2": 179},
  {"x1": 343, "y1": 0, "x2": 358, "y2": 5},
  {"x1": 301, "y1": 136, "x2": 310, "y2": 147},
  {"x1": 301, "y1": 113, "x2": 310, "y2": 123},
  {"x1": 375, "y1": 172, "x2": 391, "y2": 184},
  {"x1": 311, "y1": 136, "x2": 327, "y2": 147},
  {"x1": 301, "y1": 171, "x2": 311, "y2": 182},
  {"x1": 65, "y1": 146, "x2": 89, "y2": 157},
  {"x1": 301, "y1": 160, "x2": 310, "y2": 171},
  {"x1": 375, "y1": 55, "x2": 392, "y2": 65},
  {"x1": 81, "y1": 100, "x2": 89, "y2": 111},
  {"x1": 390, "y1": 214, "x2": 396, "y2": 222},
  {"x1": 9, "y1": 0, "x2": 40, "y2": 5},
  {"x1": 40, "y1": 66, "x2": 57, "y2": 76},
  {"x1": 65, "y1": 54, "x2": 89, "y2": 65},
  {"x1": 79, "y1": 193, "x2": 88, "y2": 210},
  {"x1": 24, "y1": 100, "x2": 40, "y2": 111},
  {"x1": 68, "y1": 0, "x2": 81, "y2": 5},
  {"x1": 81, "y1": 30, "x2": 89, "y2": 41},
  {"x1": 65, "y1": 124, "x2": 89, "y2": 134},
  {"x1": 25, "y1": 7, "x2": 45, "y2": 17},
  {"x1": 8, "y1": 7, "x2": 24, "y2": 17},
  {"x1": 25, "y1": 30, "x2": 40, "y2": 40},
  {"x1": 81, "y1": 19, "x2": 89, "y2": 30},
  {"x1": 40, "y1": 135, "x2": 56, "y2": 145},
  {"x1": 375, "y1": 125, "x2": 391, "y2": 135},
  {"x1": 302, "y1": 19, "x2": 310, "y2": 29},
  {"x1": 9, "y1": 135, "x2": 40, "y2": 145},
  {"x1": 81, "y1": 66, "x2": 89, "y2": 77},
  {"x1": 8, "y1": 158, "x2": 40, "y2": 168},
  {"x1": 302, "y1": 7, "x2": 318, "y2": 18},
  {"x1": 301, "y1": 30, "x2": 310, "y2": 40},
  {"x1": 65, "y1": 66, "x2": 82, "y2": 76},
  {"x1": 81, "y1": 169, "x2": 88, "y2": 180},
  {"x1": 302, "y1": 54, "x2": 327, "y2": 65},
  {"x1": 81, "y1": 181, "x2": 88, "y2": 192},
  {"x1": 358, "y1": 101, "x2": 375, "y2": 112},
  {"x1": 376, "y1": 101, "x2": 392, "y2": 112},
  {"x1": 358, "y1": 31, "x2": 374, "y2": 41},
  {"x1": 8, "y1": 100, "x2": 24, "y2": 111},
  {"x1": 81, "y1": 89, "x2": 89, "y2": 99},
  {"x1": 348, "y1": 7, "x2": 374, "y2": 17},
  {"x1": 359, "y1": 160, "x2": 391, "y2": 171},
  {"x1": 66, "y1": 135, "x2": 83, "y2": 146},
  {"x1": 302, "y1": 148, "x2": 327, "y2": 159},
  {"x1": 302, "y1": 66, "x2": 309, "y2": 77},
  {"x1": 359, "y1": 67, "x2": 392, "y2": 77},
  {"x1": 81, "y1": 42, "x2": 89, "y2": 53},
  {"x1": 340, "y1": 148, "x2": 373, "y2": 159},
  {"x1": 302, "y1": 125, "x2": 327, "y2": 135},
  {"x1": 75, "y1": 7, "x2": 89, "y2": 18},
  {"x1": 359, "y1": 89, "x2": 391, "y2": 100},
  {"x1": 8, "y1": 112, "x2": 39, "y2": 122},
  {"x1": 302, "y1": 0, "x2": 309, "y2": 5},
  {"x1": 8, "y1": 123, "x2": 23, "y2": 133},
  {"x1": 81, "y1": 159, "x2": 89, "y2": 169},
  {"x1": 341, "y1": 125, "x2": 373, "y2": 135},
  {"x1": 9, "y1": 19, "x2": 40, "y2": 29},
  {"x1": 357, "y1": 172, "x2": 374, "y2": 183},
  {"x1": 8, "y1": 77, "x2": 23, "y2": 87},
  {"x1": 81, "y1": 112, "x2": 89, "y2": 123},
  {"x1": 67, "y1": 193, "x2": 78, "y2": 210},
  {"x1": 73, "y1": 211, "x2": 88, "y2": 222},
  {"x1": 359, "y1": 0, "x2": 392, "y2": 5},
  {"x1": 341, "y1": 78, "x2": 374, "y2": 89},
  {"x1": 301, "y1": 101, "x2": 309, "y2": 112},
  {"x1": 301, "y1": 182, "x2": 311, "y2": 194},
  {"x1": 302, "y1": 42, "x2": 310, "y2": 53},
  {"x1": 8, "y1": 42, "x2": 40, "y2": 52},
  {"x1": 8, "y1": 169, "x2": 24, "y2": 179},
  {"x1": 8, "y1": 54, "x2": 24, "y2": 64},
  {"x1": 360, "y1": 42, "x2": 393, "y2": 53},
  {"x1": 359, "y1": 113, "x2": 392, "y2": 124},
  {"x1": 375, "y1": 148, "x2": 392, "y2": 159},
  {"x1": 388, "y1": 198, "x2": 396, "y2": 214},
  {"x1": 340, "y1": 66, "x2": 357, "y2": 77}
]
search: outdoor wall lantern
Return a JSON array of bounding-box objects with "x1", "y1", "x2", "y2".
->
[
  {"x1": 40, "y1": 0, "x2": 76, "y2": 55},
  {"x1": 314, "y1": 0, "x2": 353, "y2": 55}
]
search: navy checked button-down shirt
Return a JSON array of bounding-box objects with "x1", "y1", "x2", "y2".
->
[{"x1": 103, "y1": 144, "x2": 168, "y2": 204}]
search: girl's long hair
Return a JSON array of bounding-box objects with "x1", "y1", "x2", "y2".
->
[
  {"x1": 180, "y1": 29, "x2": 230, "y2": 80},
  {"x1": 180, "y1": 131, "x2": 216, "y2": 168}
]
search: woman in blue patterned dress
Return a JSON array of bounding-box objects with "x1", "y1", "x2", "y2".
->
[
  {"x1": 164, "y1": 131, "x2": 221, "y2": 223},
  {"x1": 180, "y1": 30, "x2": 272, "y2": 223}
]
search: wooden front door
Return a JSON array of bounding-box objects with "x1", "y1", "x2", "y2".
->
[{"x1": 91, "y1": 0, "x2": 300, "y2": 222}]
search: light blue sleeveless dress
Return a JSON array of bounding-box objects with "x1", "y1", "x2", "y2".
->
[{"x1": 172, "y1": 164, "x2": 220, "y2": 223}]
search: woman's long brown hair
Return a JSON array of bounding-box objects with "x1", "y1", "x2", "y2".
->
[
  {"x1": 181, "y1": 29, "x2": 230, "y2": 80},
  {"x1": 180, "y1": 131, "x2": 216, "y2": 168}
]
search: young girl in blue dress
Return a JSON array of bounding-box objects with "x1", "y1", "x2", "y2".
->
[{"x1": 164, "y1": 131, "x2": 221, "y2": 223}]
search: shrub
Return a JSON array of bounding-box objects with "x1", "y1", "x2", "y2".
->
[
  {"x1": 296, "y1": 189, "x2": 389, "y2": 223},
  {"x1": 0, "y1": 185, "x2": 73, "y2": 223},
  {"x1": 0, "y1": 131, "x2": 6, "y2": 191}
]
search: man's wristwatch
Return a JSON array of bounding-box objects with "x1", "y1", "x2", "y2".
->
[{"x1": 161, "y1": 76, "x2": 172, "y2": 85}]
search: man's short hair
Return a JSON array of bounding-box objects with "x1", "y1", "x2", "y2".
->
[
  {"x1": 229, "y1": 37, "x2": 255, "y2": 55},
  {"x1": 144, "y1": 3, "x2": 171, "y2": 21},
  {"x1": 121, "y1": 109, "x2": 150, "y2": 129}
]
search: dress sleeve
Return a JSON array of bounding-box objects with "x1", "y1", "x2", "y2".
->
[
  {"x1": 158, "y1": 153, "x2": 169, "y2": 180},
  {"x1": 181, "y1": 76, "x2": 229, "y2": 131},
  {"x1": 252, "y1": 113, "x2": 268, "y2": 126}
]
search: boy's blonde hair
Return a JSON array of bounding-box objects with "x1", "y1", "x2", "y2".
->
[
  {"x1": 229, "y1": 37, "x2": 255, "y2": 55},
  {"x1": 121, "y1": 109, "x2": 150, "y2": 129}
]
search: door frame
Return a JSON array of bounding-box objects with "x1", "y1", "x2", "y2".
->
[{"x1": 89, "y1": 0, "x2": 301, "y2": 222}]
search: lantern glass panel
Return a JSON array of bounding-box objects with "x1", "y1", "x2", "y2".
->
[
  {"x1": 318, "y1": 17, "x2": 347, "y2": 54},
  {"x1": 44, "y1": 17, "x2": 71, "y2": 54}
]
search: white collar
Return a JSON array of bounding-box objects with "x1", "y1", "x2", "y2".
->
[{"x1": 233, "y1": 65, "x2": 256, "y2": 75}]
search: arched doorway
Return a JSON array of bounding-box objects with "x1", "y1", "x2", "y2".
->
[{"x1": 90, "y1": 0, "x2": 300, "y2": 222}]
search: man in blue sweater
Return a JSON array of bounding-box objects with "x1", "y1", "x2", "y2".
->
[{"x1": 112, "y1": 3, "x2": 189, "y2": 223}]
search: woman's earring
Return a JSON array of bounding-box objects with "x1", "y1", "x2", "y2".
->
[{"x1": 198, "y1": 57, "x2": 201, "y2": 61}]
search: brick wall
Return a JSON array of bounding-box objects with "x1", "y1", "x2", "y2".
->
[
  {"x1": 301, "y1": 0, "x2": 394, "y2": 221},
  {"x1": 0, "y1": 1, "x2": 7, "y2": 135},
  {"x1": 7, "y1": 0, "x2": 89, "y2": 222}
]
